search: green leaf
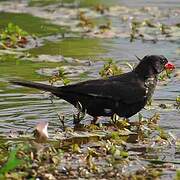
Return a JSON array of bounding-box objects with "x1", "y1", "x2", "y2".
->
[
  {"x1": 176, "y1": 169, "x2": 180, "y2": 180},
  {"x1": 120, "y1": 150, "x2": 128, "y2": 158},
  {"x1": 0, "y1": 147, "x2": 23, "y2": 174}
]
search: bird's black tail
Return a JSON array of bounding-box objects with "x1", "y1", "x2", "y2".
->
[{"x1": 10, "y1": 80, "x2": 59, "y2": 94}]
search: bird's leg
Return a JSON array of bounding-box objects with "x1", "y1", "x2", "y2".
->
[
  {"x1": 73, "y1": 101, "x2": 86, "y2": 125},
  {"x1": 91, "y1": 117, "x2": 99, "y2": 124},
  {"x1": 111, "y1": 113, "x2": 119, "y2": 124}
]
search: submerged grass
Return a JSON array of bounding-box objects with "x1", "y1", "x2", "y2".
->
[
  {"x1": 28, "y1": 0, "x2": 119, "y2": 7},
  {"x1": 0, "y1": 54, "x2": 62, "y2": 80},
  {"x1": 28, "y1": 38, "x2": 107, "y2": 59},
  {"x1": 0, "y1": 54, "x2": 65, "y2": 93},
  {"x1": 0, "y1": 12, "x2": 68, "y2": 37}
]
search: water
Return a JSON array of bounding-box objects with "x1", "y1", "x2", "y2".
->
[
  {"x1": 0, "y1": 0, "x2": 179, "y2": 135},
  {"x1": 0, "y1": 0, "x2": 179, "y2": 178}
]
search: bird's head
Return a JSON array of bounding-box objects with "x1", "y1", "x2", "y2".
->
[{"x1": 134, "y1": 55, "x2": 175, "y2": 77}]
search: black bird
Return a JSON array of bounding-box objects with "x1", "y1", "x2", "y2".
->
[{"x1": 10, "y1": 55, "x2": 174, "y2": 122}]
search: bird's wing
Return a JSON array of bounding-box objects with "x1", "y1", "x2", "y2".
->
[{"x1": 60, "y1": 74, "x2": 146, "y2": 104}]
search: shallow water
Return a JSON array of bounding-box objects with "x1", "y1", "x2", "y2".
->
[
  {"x1": 1, "y1": 39, "x2": 179, "y2": 137},
  {"x1": 0, "y1": 0, "x2": 179, "y2": 178},
  {"x1": 0, "y1": 0, "x2": 179, "y2": 136},
  {"x1": 0, "y1": 0, "x2": 179, "y2": 130}
]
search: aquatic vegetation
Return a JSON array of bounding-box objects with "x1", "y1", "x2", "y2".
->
[
  {"x1": 0, "y1": 113, "x2": 176, "y2": 179},
  {"x1": 28, "y1": 0, "x2": 61, "y2": 6},
  {"x1": 0, "y1": 0, "x2": 179, "y2": 179},
  {"x1": 0, "y1": 54, "x2": 60, "y2": 79},
  {"x1": 0, "y1": 12, "x2": 68, "y2": 37},
  {"x1": 0, "y1": 142, "x2": 63, "y2": 179},
  {"x1": 128, "y1": 17, "x2": 180, "y2": 42},
  {"x1": 176, "y1": 169, "x2": 180, "y2": 180},
  {"x1": 0, "y1": 147, "x2": 23, "y2": 175},
  {"x1": 129, "y1": 19, "x2": 140, "y2": 42},
  {"x1": 174, "y1": 96, "x2": 180, "y2": 109},
  {"x1": 0, "y1": 23, "x2": 28, "y2": 49},
  {"x1": 99, "y1": 58, "x2": 122, "y2": 78},
  {"x1": 159, "y1": 23, "x2": 170, "y2": 35},
  {"x1": 98, "y1": 21, "x2": 111, "y2": 33},
  {"x1": 49, "y1": 67, "x2": 71, "y2": 85},
  {"x1": 94, "y1": 4, "x2": 109, "y2": 14},
  {"x1": 28, "y1": 0, "x2": 118, "y2": 7},
  {"x1": 28, "y1": 38, "x2": 106, "y2": 59},
  {"x1": 77, "y1": 11, "x2": 94, "y2": 29}
]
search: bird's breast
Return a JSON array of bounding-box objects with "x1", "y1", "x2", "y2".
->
[{"x1": 144, "y1": 77, "x2": 157, "y2": 100}]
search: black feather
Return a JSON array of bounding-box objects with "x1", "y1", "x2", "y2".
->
[{"x1": 10, "y1": 55, "x2": 168, "y2": 119}]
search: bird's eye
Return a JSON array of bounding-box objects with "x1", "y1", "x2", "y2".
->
[
  {"x1": 162, "y1": 59, "x2": 167, "y2": 63},
  {"x1": 160, "y1": 57, "x2": 167, "y2": 64}
]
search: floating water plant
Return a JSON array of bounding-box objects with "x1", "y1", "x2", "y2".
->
[
  {"x1": 94, "y1": 4, "x2": 109, "y2": 14},
  {"x1": 174, "y1": 96, "x2": 180, "y2": 109},
  {"x1": 129, "y1": 19, "x2": 140, "y2": 42},
  {"x1": 77, "y1": 11, "x2": 94, "y2": 29},
  {"x1": 99, "y1": 58, "x2": 122, "y2": 78},
  {"x1": 49, "y1": 67, "x2": 71, "y2": 85},
  {"x1": 0, "y1": 23, "x2": 28, "y2": 49}
]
